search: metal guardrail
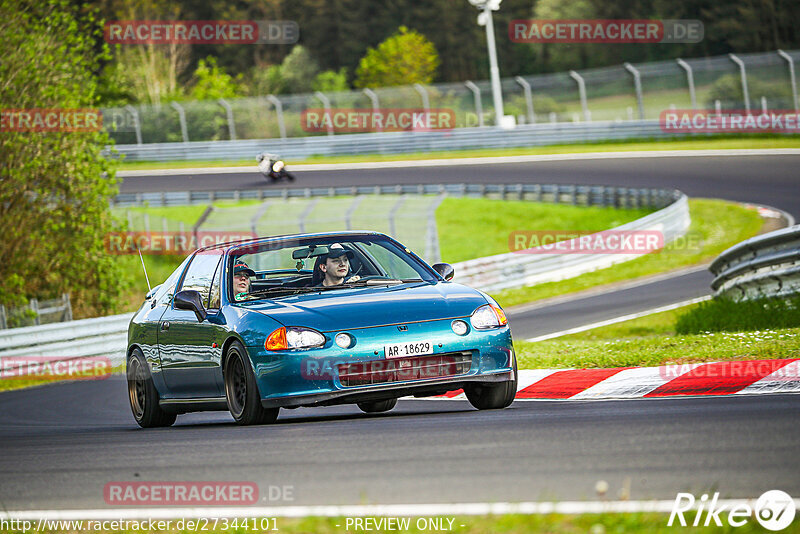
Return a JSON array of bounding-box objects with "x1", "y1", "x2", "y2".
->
[
  {"x1": 710, "y1": 224, "x2": 800, "y2": 300},
  {"x1": 109, "y1": 120, "x2": 681, "y2": 162},
  {"x1": 111, "y1": 182, "x2": 678, "y2": 209},
  {"x1": 454, "y1": 192, "x2": 689, "y2": 292}
]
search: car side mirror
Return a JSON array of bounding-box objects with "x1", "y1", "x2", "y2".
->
[
  {"x1": 174, "y1": 289, "x2": 207, "y2": 322},
  {"x1": 432, "y1": 263, "x2": 455, "y2": 281}
]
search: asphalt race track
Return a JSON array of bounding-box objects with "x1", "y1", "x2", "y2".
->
[
  {"x1": 2, "y1": 152, "x2": 798, "y2": 511},
  {"x1": 1, "y1": 378, "x2": 798, "y2": 509}
]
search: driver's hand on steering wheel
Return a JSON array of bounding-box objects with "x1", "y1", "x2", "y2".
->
[{"x1": 344, "y1": 275, "x2": 361, "y2": 283}]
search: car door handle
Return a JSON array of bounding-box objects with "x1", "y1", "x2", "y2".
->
[{"x1": 161, "y1": 321, "x2": 170, "y2": 331}]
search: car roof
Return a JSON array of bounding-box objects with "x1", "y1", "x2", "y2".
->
[{"x1": 197, "y1": 230, "x2": 390, "y2": 254}]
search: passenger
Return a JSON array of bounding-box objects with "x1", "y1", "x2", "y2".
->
[
  {"x1": 314, "y1": 244, "x2": 361, "y2": 286},
  {"x1": 232, "y1": 260, "x2": 256, "y2": 300}
]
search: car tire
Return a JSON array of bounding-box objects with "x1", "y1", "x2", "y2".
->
[
  {"x1": 357, "y1": 398, "x2": 398, "y2": 413},
  {"x1": 127, "y1": 348, "x2": 177, "y2": 428},
  {"x1": 465, "y1": 357, "x2": 518, "y2": 410},
  {"x1": 224, "y1": 341, "x2": 279, "y2": 425}
]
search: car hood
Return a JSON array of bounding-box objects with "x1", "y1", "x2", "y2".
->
[{"x1": 237, "y1": 282, "x2": 488, "y2": 331}]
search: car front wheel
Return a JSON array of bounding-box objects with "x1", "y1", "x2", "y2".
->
[
  {"x1": 224, "y1": 341, "x2": 279, "y2": 425},
  {"x1": 465, "y1": 358, "x2": 518, "y2": 410},
  {"x1": 127, "y1": 349, "x2": 176, "y2": 428}
]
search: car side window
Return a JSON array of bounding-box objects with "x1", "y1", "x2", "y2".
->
[
  {"x1": 207, "y1": 258, "x2": 222, "y2": 309},
  {"x1": 179, "y1": 252, "x2": 223, "y2": 307}
]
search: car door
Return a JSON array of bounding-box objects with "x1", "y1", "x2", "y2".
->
[{"x1": 158, "y1": 250, "x2": 224, "y2": 398}]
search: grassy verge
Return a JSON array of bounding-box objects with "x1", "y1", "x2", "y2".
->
[
  {"x1": 493, "y1": 199, "x2": 764, "y2": 309},
  {"x1": 677, "y1": 296, "x2": 800, "y2": 334},
  {"x1": 514, "y1": 300, "x2": 800, "y2": 369},
  {"x1": 115, "y1": 136, "x2": 800, "y2": 170}
]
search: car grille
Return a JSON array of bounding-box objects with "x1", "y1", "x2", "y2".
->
[{"x1": 338, "y1": 352, "x2": 472, "y2": 387}]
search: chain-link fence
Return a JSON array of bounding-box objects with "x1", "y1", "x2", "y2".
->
[{"x1": 103, "y1": 49, "x2": 800, "y2": 145}]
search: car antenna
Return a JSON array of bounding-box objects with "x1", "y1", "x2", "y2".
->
[{"x1": 137, "y1": 247, "x2": 152, "y2": 293}]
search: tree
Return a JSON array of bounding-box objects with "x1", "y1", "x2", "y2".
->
[
  {"x1": 313, "y1": 68, "x2": 350, "y2": 93},
  {"x1": 0, "y1": 0, "x2": 123, "y2": 317},
  {"x1": 280, "y1": 45, "x2": 320, "y2": 93},
  {"x1": 354, "y1": 26, "x2": 440, "y2": 88},
  {"x1": 189, "y1": 57, "x2": 241, "y2": 101}
]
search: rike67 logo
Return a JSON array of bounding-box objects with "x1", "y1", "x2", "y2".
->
[{"x1": 669, "y1": 490, "x2": 796, "y2": 531}]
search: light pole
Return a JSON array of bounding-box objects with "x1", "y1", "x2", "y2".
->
[{"x1": 468, "y1": 0, "x2": 505, "y2": 127}]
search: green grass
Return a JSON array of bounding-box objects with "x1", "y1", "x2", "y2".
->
[
  {"x1": 493, "y1": 199, "x2": 764, "y2": 309},
  {"x1": 513, "y1": 298, "x2": 800, "y2": 369},
  {"x1": 437, "y1": 197, "x2": 650, "y2": 263},
  {"x1": 676, "y1": 296, "x2": 800, "y2": 334},
  {"x1": 114, "y1": 136, "x2": 800, "y2": 170}
]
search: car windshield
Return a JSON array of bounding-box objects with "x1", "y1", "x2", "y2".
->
[{"x1": 228, "y1": 235, "x2": 437, "y2": 301}]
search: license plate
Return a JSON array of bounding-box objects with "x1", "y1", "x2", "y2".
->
[{"x1": 384, "y1": 341, "x2": 433, "y2": 359}]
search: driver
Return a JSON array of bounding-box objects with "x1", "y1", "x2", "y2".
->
[
  {"x1": 316, "y1": 244, "x2": 361, "y2": 286},
  {"x1": 232, "y1": 260, "x2": 256, "y2": 300}
]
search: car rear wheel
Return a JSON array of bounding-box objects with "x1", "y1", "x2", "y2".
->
[
  {"x1": 357, "y1": 398, "x2": 398, "y2": 413},
  {"x1": 465, "y1": 358, "x2": 518, "y2": 410},
  {"x1": 127, "y1": 349, "x2": 176, "y2": 428},
  {"x1": 224, "y1": 341, "x2": 279, "y2": 425}
]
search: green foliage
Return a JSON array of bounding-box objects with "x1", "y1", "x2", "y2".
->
[
  {"x1": 676, "y1": 296, "x2": 800, "y2": 334},
  {"x1": 0, "y1": 0, "x2": 123, "y2": 317},
  {"x1": 280, "y1": 45, "x2": 320, "y2": 94},
  {"x1": 189, "y1": 57, "x2": 241, "y2": 101},
  {"x1": 355, "y1": 26, "x2": 440, "y2": 88},
  {"x1": 705, "y1": 74, "x2": 793, "y2": 109},
  {"x1": 313, "y1": 68, "x2": 350, "y2": 93}
]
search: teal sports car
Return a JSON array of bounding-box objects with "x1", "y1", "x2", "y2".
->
[{"x1": 126, "y1": 232, "x2": 517, "y2": 427}]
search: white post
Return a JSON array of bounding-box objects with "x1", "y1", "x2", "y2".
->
[
  {"x1": 218, "y1": 98, "x2": 236, "y2": 140},
  {"x1": 482, "y1": 4, "x2": 504, "y2": 125},
  {"x1": 729, "y1": 53, "x2": 750, "y2": 113},
  {"x1": 624, "y1": 62, "x2": 645, "y2": 119},
  {"x1": 266, "y1": 95, "x2": 287, "y2": 139},
  {"x1": 676, "y1": 58, "x2": 697, "y2": 110},
  {"x1": 778, "y1": 50, "x2": 798, "y2": 111},
  {"x1": 169, "y1": 102, "x2": 189, "y2": 143},
  {"x1": 314, "y1": 91, "x2": 334, "y2": 136},
  {"x1": 413, "y1": 83, "x2": 430, "y2": 112},
  {"x1": 464, "y1": 80, "x2": 484, "y2": 127},
  {"x1": 124, "y1": 105, "x2": 142, "y2": 144},
  {"x1": 514, "y1": 76, "x2": 535, "y2": 124},
  {"x1": 569, "y1": 70, "x2": 591, "y2": 122}
]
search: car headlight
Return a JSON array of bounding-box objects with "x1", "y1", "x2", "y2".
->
[
  {"x1": 470, "y1": 304, "x2": 508, "y2": 329},
  {"x1": 265, "y1": 327, "x2": 326, "y2": 351},
  {"x1": 272, "y1": 160, "x2": 285, "y2": 172}
]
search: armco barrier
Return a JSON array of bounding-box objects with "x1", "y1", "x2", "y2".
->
[
  {"x1": 710, "y1": 224, "x2": 800, "y2": 300},
  {"x1": 109, "y1": 120, "x2": 678, "y2": 162}
]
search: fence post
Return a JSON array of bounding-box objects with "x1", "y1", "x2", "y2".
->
[
  {"x1": 425, "y1": 194, "x2": 446, "y2": 264},
  {"x1": 464, "y1": 80, "x2": 484, "y2": 128},
  {"x1": 63, "y1": 293, "x2": 72, "y2": 322},
  {"x1": 218, "y1": 98, "x2": 237, "y2": 140},
  {"x1": 250, "y1": 201, "x2": 271, "y2": 236},
  {"x1": 624, "y1": 62, "x2": 645, "y2": 120},
  {"x1": 676, "y1": 59, "x2": 697, "y2": 110},
  {"x1": 30, "y1": 298, "x2": 40, "y2": 326},
  {"x1": 169, "y1": 101, "x2": 189, "y2": 143},
  {"x1": 297, "y1": 199, "x2": 319, "y2": 232},
  {"x1": 314, "y1": 91, "x2": 334, "y2": 136},
  {"x1": 266, "y1": 95, "x2": 287, "y2": 139},
  {"x1": 569, "y1": 70, "x2": 591, "y2": 122},
  {"x1": 413, "y1": 83, "x2": 430, "y2": 112},
  {"x1": 362, "y1": 88, "x2": 381, "y2": 131},
  {"x1": 777, "y1": 50, "x2": 798, "y2": 111},
  {"x1": 344, "y1": 196, "x2": 364, "y2": 231},
  {"x1": 728, "y1": 53, "x2": 750, "y2": 113},
  {"x1": 0, "y1": 304, "x2": 6, "y2": 329},
  {"x1": 388, "y1": 196, "x2": 406, "y2": 238},
  {"x1": 124, "y1": 105, "x2": 143, "y2": 144},
  {"x1": 514, "y1": 76, "x2": 535, "y2": 124}
]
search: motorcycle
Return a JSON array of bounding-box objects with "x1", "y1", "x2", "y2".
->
[{"x1": 257, "y1": 153, "x2": 296, "y2": 183}]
